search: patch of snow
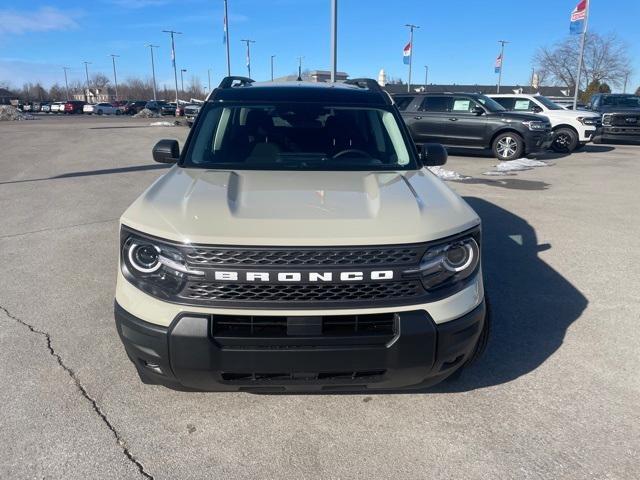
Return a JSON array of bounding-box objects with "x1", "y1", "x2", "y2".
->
[
  {"x1": 149, "y1": 121, "x2": 177, "y2": 127},
  {"x1": 495, "y1": 158, "x2": 551, "y2": 172},
  {"x1": 134, "y1": 108, "x2": 160, "y2": 118},
  {"x1": 428, "y1": 166, "x2": 471, "y2": 181},
  {"x1": 0, "y1": 105, "x2": 25, "y2": 121},
  {"x1": 482, "y1": 171, "x2": 517, "y2": 176}
]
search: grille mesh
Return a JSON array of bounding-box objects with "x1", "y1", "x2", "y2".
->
[
  {"x1": 185, "y1": 246, "x2": 422, "y2": 267},
  {"x1": 182, "y1": 281, "x2": 422, "y2": 303}
]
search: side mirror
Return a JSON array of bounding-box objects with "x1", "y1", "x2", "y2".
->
[
  {"x1": 152, "y1": 139, "x2": 179, "y2": 163},
  {"x1": 471, "y1": 106, "x2": 485, "y2": 115},
  {"x1": 420, "y1": 143, "x2": 447, "y2": 166},
  {"x1": 531, "y1": 105, "x2": 543, "y2": 113}
]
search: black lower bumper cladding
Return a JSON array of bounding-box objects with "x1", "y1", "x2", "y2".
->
[{"x1": 114, "y1": 300, "x2": 486, "y2": 392}]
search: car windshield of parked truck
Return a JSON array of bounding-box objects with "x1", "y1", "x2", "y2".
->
[
  {"x1": 602, "y1": 95, "x2": 640, "y2": 108},
  {"x1": 535, "y1": 96, "x2": 564, "y2": 110},
  {"x1": 474, "y1": 95, "x2": 506, "y2": 112},
  {"x1": 183, "y1": 104, "x2": 415, "y2": 171}
]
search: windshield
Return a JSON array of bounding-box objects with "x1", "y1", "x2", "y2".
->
[
  {"x1": 602, "y1": 95, "x2": 640, "y2": 108},
  {"x1": 535, "y1": 96, "x2": 564, "y2": 110},
  {"x1": 475, "y1": 95, "x2": 506, "y2": 112},
  {"x1": 183, "y1": 103, "x2": 416, "y2": 171}
]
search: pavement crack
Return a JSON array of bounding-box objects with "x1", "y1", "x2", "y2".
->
[{"x1": 0, "y1": 305, "x2": 154, "y2": 480}]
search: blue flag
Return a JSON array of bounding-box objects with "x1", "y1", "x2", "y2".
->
[{"x1": 570, "y1": 0, "x2": 588, "y2": 35}]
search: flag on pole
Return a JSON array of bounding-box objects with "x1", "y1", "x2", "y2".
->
[
  {"x1": 223, "y1": 12, "x2": 228, "y2": 44},
  {"x1": 403, "y1": 42, "x2": 411, "y2": 64},
  {"x1": 494, "y1": 53, "x2": 502, "y2": 74},
  {"x1": 570, "y1": 0, "x2": 588, "y2": 34}
]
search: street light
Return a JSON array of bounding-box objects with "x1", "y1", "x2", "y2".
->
[
  {"x1": 330, "y1": 0, "x2": 338, "y2": 82},
  {"x1": 146, "y1": 44, "x2": 159, "y2": 101},
  {"x1": 180, "y1": 68, "x2": 187, "y2": 96},
  {"x1": 109, "y1": 54, "x2": 120, "y2": 101},
  {"x1": 270, "y1": 55, "x2": 276, "y2": 81},
  {"x1": 83, "y1": 61, "x2": 92, "y2": 103},
  {"x1": 424, "y1": 65, "x2": 429, "y2": 91},
  {"x1": 62, "y1": 67, "x2": 71, "y2": 101},
  {"x1": 162, "y1": 29, "x2": 182, "y2": 105},
  {"x1": 241, "y1": 39, "x2": 256, "y2": 77}
]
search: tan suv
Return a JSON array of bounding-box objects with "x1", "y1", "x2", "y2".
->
[{"x1": 114, "y1": 77, "x2": 489, "y2": 392}]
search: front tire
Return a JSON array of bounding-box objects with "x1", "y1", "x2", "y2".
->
[
  {"x1": 97, "y1": 109, "x2": 103, "y2": 115},
  {"x1": 551, "y1": 127, "x2": 579, "y2": 153},
  {"x1": 492, "y1": 132, "x2": 524, "y2": 161}
]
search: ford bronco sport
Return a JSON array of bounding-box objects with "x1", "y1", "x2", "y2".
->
[{"x1": 115, "y1": 77, "x2": 489, "y2": 392}]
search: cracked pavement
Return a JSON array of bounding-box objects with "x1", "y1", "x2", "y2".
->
[{"x1": 1, "y1": 116, "x2": 639, "y2": 479}]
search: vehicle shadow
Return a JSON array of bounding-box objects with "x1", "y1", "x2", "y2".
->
[
  {"x1": 539, "y1": 145, "x2": 615, "y2": 160},
  {"x1": 0, "y1": 164, "x2": 170, "y2": 185},
  {"x1": 429, "y1": 197, "x2": 588, "y2": 392}
]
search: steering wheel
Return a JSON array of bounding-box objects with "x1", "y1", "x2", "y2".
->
[{"x1": 332, "y1": 149, "x2": 370, "y2": 159}]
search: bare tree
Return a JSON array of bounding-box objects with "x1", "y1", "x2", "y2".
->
[
  {"x1": 534, "y1": 32, "x2": 631, "y2": 91},
  {"x1": 636, "y1": 86, "x2": 640, "y2": 96},
  {"x1": 90, "y1": 73, "x2": 111, "y2": 89}
]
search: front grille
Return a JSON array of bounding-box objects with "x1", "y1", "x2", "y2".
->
[
  {"x1": 181, "y1": 280, "x2": 422, "y2": 304},
  {"x1": 212, "y1": 312, "x2": 396, "y2": 337},
  {"x1": 185, "y1": 246, "x2": 423, "y2": 267},
  {"x1": 611, "y1": 114, "x2": 640, "y2": 126},
  {"x1": 221, "y1": 370, "x2": 386, "y2": 383}
]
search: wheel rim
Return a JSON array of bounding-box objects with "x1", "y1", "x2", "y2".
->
[
  {"x1": 497, "y1": 136, "x2": 517, "y2": 158},
  {"x1": 554, "y1": 133, "x2": 571, "y2": 148}
]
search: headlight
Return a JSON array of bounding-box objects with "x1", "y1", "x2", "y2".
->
[
  {"x1": 522, "y1": 120, "x2": 548, "y2": 131},
  {"x1": 121, "y1": 228, "x2": 203, "y2": 299},
  {"x1": 405, "y1": 232, "x2": 480, "y2": 291},
  {"x1": 577, "y1": 116, "x2": 599, "y2": 126}
]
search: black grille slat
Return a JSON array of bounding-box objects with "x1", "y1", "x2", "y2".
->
[
  {"x1": 212, "y1": 313, "x2": 396, "y2": 338},
  {"x1": 183, "y1": 281, "x2": 422, "y2": 303},
  {"x1": 185, "y1": 246, "x2": 422, "y2": 267}
]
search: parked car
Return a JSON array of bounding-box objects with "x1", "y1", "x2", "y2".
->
[
  {"x1": 395, "y1": 93, "x2": 553, "y2": 161},
  {"x1": 40, "y1": 102, "x2": 51, "y2": 113},
  {"x1": 184, "y1": 103, "x2": 202, "y2": 127},
  {"x1": 145, "y1": 100, "x2": 175, "y2": 115},
  {"x1": 31, "y1": 102, "x2": 42, "y2": 112},
  {"x1": 586, "y1": 94, "x2": 640, "y2": 144},
  {"x1": 83, "y1": 102, "x2": 120, "y2": 115},
  {"x1": 123, "y1": 101, "x2": 147, "y2": 115},
  {"x1": 22, "y1": 103, "x2": 33, "y2": 112},
  {"x1": 489, "y1": 94, "x2": 601, "y2": 152},
  {"x1": 114, "y1": 76, "x2": 489, "y2": 392},
  {"x1": 50, "y1": 102, "x2": 66, "y2": 113},
  {"x1": 64, "y1": 100, "x2": 86, "y2": 114}
]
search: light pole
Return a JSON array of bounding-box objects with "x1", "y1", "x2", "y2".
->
[
  {"x1": 147, "y1": 44, "x2": 159, "y2": 101},
  {"x1": 424, "y1": 65, "x2": 429, "y2": 91},
  {"x1": 62, "y1": 67, "x2": 70, "y2": 101},
  {"x1": 404, "y1": 24, "x2": 419, "y2": 93},
  {"x1": 496, "y1": 40, "x2": 509, "y2": 93},
  {"x1": 162, "y1": 29, "x2": 182, "y2": 105},
  {"x1": 180, "y1": 69, "x2": 187, "y2": 96},
  {"x1": 270, "y1": 55, "x2": 276, "y2": 81},
  {"x1": 330, "y1": 0, "x2": 338, "y2": 82},
  {"x1": 297, "y1": 56, "x2": 304, "y2": 81},
  {"x1": 83, "y1": 61, "x2": 91, "y2": 103},
  {"x1": 207, "y1": 68, "x2": 211, "y2": 91},
  {"x1": 241, "y1": 39, "x2": 255, "y2": 77},
  {"x1": 223, "y1": 0, "x2": 231, "y2": 76},
  {"x1": 109, "y1": 54, "x2": 120, "y2": 101}
]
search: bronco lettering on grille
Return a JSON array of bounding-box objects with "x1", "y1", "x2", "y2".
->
[{"x1": 212, "y1": 270, "x2": 394, "y2": 282}]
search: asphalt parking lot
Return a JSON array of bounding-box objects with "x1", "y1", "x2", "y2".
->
[{"x1": 1, "y1": 115, "x2": 639, "y2": 479}]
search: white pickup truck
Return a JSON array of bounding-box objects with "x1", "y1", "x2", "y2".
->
[{"x1": 489, "y1": 94, "x2": 601, "y2": 152}]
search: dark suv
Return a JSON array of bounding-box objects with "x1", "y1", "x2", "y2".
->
[
  {"x1": 587, "y1": 94, "x2": 640, "y2": 144},
  {"x1": 123, "y1": 101, "x2": 148, "y2": 115},
  {"x1": 395, "y1": 93, "x2": 553, "y2": 160}
]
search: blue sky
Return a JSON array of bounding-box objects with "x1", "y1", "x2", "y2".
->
[{"x1": 1, "y1": 0, "x2": 639, "y2": 92}]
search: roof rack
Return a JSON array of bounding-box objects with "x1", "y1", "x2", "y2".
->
[
  {"x1": 218, "y1": 76, "x2": 255, "y2": 89},
  {"x1": 344, "y1": 78, "x2": 392, "y2": 105}
]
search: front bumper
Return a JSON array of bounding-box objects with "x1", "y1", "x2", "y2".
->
[
  {"x1": 115, "y1": 299, "x2": 486, "y2": 392},
  {"x1": 595, "y1": 126, "x2": 640, "y2": 143},
  {"x1": 523, "y1": 130, "x2": 554, "y2": 154}
]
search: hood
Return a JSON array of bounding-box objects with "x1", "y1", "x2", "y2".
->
[
  {"x1": 487, "y1": 111, "x2": 548, "y2": 123},
  {"x1": 121, "y1": 167, "x2": 480, "y2": 246},
  {"x1": 547, "y1": 109, "x2": 600, "y2": 119}
]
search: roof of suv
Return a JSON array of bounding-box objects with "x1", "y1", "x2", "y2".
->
[{"x1": 211, "y1": 80, "x2": 391, "y2": 106}]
